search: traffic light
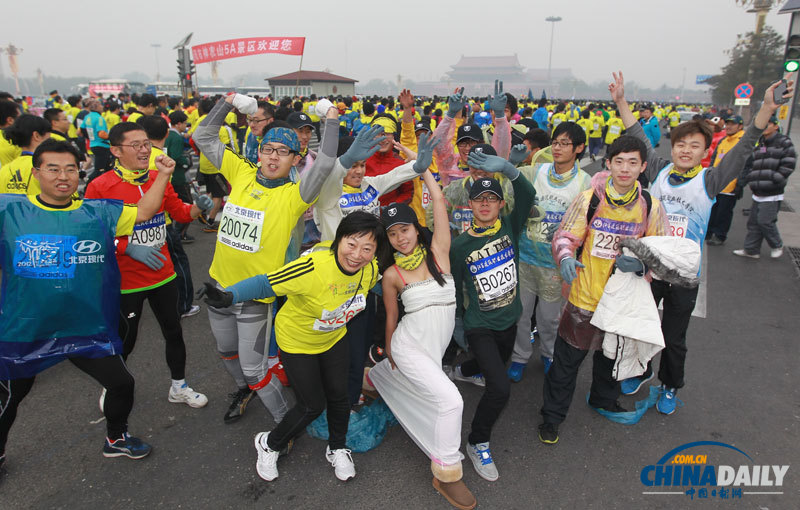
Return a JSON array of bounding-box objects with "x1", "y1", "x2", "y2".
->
[
  {"x1": 177, "y1": 54, "x2": 186, "y2": 79},
  {"x1": 784, "y1": 34, "x2": 800, "y2": 73}
]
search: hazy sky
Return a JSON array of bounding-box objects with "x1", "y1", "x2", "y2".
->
[{"x1": 2, "y1": 0, "x2": 792, "y2": 90}]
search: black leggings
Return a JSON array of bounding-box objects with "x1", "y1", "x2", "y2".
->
[
  {"x1": 118, "y1": 279, "x2": 186, "y2": 380},
  {"x1": 0, "y1": 355, "x2": 134, "y2": 456},
  {"x1": 267, "y1": 338, "x2": 350, "y2": 451}
]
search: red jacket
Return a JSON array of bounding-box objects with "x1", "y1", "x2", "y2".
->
[
  {"x1": 365, "y1": 150, "x2": 412, "y2": 206},
  {"x1": 702, "y1": 131, "x2": 726, "y2": 168},
  {"x1": 85, "y1": 170, "x2": 193, "y2": 292}
]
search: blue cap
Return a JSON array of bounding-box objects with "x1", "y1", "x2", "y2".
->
[{"x1": 263, "y1": 127, "x2": 300, "y2": 152}]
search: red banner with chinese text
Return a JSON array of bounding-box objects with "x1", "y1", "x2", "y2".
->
[{"x1": 191, "y1": 37, "x2": 305, "y2": 64}]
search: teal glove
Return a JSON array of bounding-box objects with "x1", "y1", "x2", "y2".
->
[
  {"x1": 339, "y1": 125, "x2": 384, "y2": 169},
  {"x1": 192, "y1": 192, "x2": 213, "y2": 213},
  {"x1": 560, "y1": 257, "x2": 585, "y2": 284},
  {"x1": 412, "y1": 133, "x2": 441, "y2": 173},
  {"x1": 125, "y1": 244, "x2": 167, "y2": 271},
  {"x1": 446, "y1": 87, "x2": 466, "y2": 119},
  {"x1": 467, "y1": 151, "x2": 520, "y2": 180},
  {"x1": 508, "y1": 143, "x2": 531, "y2": 166},
  {"x1": 615, "y1": 254, "x2": 645, "y2": 274},
  {"x1": 488, "y1": 80, "x2": 507, "y2": 118}
]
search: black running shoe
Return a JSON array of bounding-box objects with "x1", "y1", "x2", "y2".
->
[
  {"x1": 224, "y1": 388, "x2": 255, "y2": 424},
  {"x1": 596, "y1": 401, "x2": 628, "y2": 414},
  {"x1": 538, "y1": 422, "x2": 559, "y2": 445}
]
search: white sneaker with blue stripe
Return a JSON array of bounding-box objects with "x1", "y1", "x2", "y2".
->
[{"x1": 466, "y1": 442, "x2": 499, "y2": 481}]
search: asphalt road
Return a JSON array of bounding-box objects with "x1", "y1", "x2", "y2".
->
[{"x1": 1, "y1": 140, "x2": 798, "y2": 509}]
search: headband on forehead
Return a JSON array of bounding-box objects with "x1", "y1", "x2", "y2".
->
[
  {"x1": 263, "y1": 127, "x2": 300, "y2": 153},
  {"x1": 371, "y1": 116, "x2": 397, "y2": 134}
]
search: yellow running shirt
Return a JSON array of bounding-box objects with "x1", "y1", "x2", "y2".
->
[
  {"x1": 269, "y1": 246, "x2": 380, "y2": 354},
  {"x1": 0, "y1": 136, "x2": 22, "y2": 167},
  {"x1": 0, "y1": 154, "x2": 41, "y2": 195},
  {"x1": 208, "y1": 149, "x2": 314, "y2": 302}
]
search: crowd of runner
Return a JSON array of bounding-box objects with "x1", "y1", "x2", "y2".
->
[{"x1": 0, "y1": 71, "x2": 794, "y2": 509}]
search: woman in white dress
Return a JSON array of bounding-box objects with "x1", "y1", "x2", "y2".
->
[{"x1": 368, "y1": 164, "x2": 475, "y2": 510}]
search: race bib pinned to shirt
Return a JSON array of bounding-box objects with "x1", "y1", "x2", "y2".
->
[
  {"x1": 667, "y1": 213, "x2": 688, "y2": 238},
  {"x1": 129, "y1": 212, "x2": 166, "y2": 248},
  {"x1": 466, "y1": 235, "x2": 517, "y2": 311},
  {"x1": 589, "y1": 217, "x2": 638, "y2": 259},
  {"x1": 452, "y1": 207, "x2": 474, "y2": 233},
  {"x1": 218, "y1": 202, "x2": 264, "y2": 253},
  {"x1": 339, "y1": 185, "x2": 380, "y2": 217},
  {"x1": 313, "y1": 293, "x2": 366, "y2": 332}
]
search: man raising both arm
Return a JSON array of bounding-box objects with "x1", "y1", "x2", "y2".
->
[{"x1": 608, "y1": 71, "x2": 792, "y2": 415}]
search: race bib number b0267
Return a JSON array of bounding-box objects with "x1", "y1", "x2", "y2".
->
[
  {"x1": 466, "y1": 235, "x2": 517, "y2": 311},
  {"x1": 218, "y1": 203, "x2": 264, "y2": 253}
]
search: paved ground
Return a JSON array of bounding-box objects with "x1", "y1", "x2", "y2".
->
[{"x1": 1, "y1": 137, "x2": 798, "y2": 509}]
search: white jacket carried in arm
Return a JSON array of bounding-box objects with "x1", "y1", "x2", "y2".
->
[{"x1": 591, "y1": 236, "x2": 701, "y2": 380}]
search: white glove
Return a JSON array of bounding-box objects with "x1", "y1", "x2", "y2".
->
[
  {"x1": 232, "y1": 94, "x2": 257, "y2": 115},
  {"x1": 315, "y1": 98, "x2": 335, "y2": 117}
]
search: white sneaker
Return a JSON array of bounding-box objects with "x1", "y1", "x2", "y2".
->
[
  {"x1": 449, "y1": 365, "x2": 486, "y2": 387},
  {"x1": 466, "y1": 442, "x2": 499, "y2": 481},
  {"x1": 326, "y1": 446, "x2": 356, "y2": 481},
  {"x1": 733, "y1": 249, "x2": 760, "y2": 259},
  {"x1": 181, "y1": 304, "x2": 201, "y2": 318},
  {"x1": 254, "y1": 432, "x2": 280, "y2": 481},
  {"x1": 770, "y1": 246, "x2": 784, "y2": 258},
  {"x1": 168, "y1": 384, "x2": 209, "y2": 408},
  {"x1": 99, "y1": 388, "x2": 106, "y2": 412}
]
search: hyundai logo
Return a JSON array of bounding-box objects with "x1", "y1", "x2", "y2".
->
[{"x1": 73, "y1": 240, "x2": 101, "y2": 254}]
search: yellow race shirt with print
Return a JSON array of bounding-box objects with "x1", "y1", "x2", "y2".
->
[
  {"x1": 105, "y1": 112, "x2": 121, "y2": 130},
  {"x1": 0, "y1": 136, "x2": 22, "y2": 167},
  {"x1": 269, "y1": 247, "x2": 380, "y2": 354},
  {"x1": 29, "y1": 195, "x2": 137, "y2": 236},
  {"x1": 127, "y1": 112, "x2": 143, "y2": 124},
  {"x1": 208, "y1": 149, "x2": 314, "y2": 302},
  {"x1": 0, "y1": 155, "x2": 41, "y2": 196}
]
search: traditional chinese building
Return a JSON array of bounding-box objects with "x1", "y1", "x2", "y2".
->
[
  {"x1": 446, "y1": 55, "x2": 526, "y2": 84},
  {"x1": 266, "y1": 70, "x2": 358, "y2": 98}
]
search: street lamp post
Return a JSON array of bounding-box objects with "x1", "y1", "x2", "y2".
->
[
  {"x1": 545, "y1": 16, "x2": 562, "y2": 84},
  {"x1": 151, "y1": 43, "x2": 161, "y2": 82}
]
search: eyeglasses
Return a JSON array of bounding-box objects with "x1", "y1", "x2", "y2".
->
[
  {"x1": 551, "y1": 140, "x2": 574, "y2": 148},
  {"x1": 457, "y1": 140, "x2": 478, "y2": 148},
  {"x1": 259, "y1": 145, "x2": 294, "y2": 156},
  {"x1": 471, "y1": 194, "x2": 500, "y2": 204},
  {"x1": 115, "y1": 141, "x2": 152, "y2": 151},
  {"x1": 247, "y1": 116, "x2": 269, "y2": 124},
  {"x1": 36, "y1": 166, "x2": 80, "y2": 176}
]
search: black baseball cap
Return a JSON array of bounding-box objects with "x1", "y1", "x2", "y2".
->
[
  {"x1": 468, "y1": 143, "x2": 497, "y2": 157},
  {"x1": 469, "y1": 178, "x2": 504, "y2": 200},
  {"x1": 380, "y1": 202, "x2": 417, "y2": 229},
  {"x1": 287, "y1": 112, "x2": 314, "y2": 129},
  {"x1": 414, "y1": 120, "x2": 431, "y2": 133},
  {"x1": 456, "y1": 123, "x2": 482, "y2": 143}
]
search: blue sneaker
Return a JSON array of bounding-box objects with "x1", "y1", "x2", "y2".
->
[
  {"x1": 102, "y1": 432, "x2": 152, "y2": 459},
  {"x1": 620, "y1": 372, "x2": 654, "y2": 396},
  {"x1": 507, "y1": 362, "x2": 526, "y2": 383},
  {"x1": 540, "y1": 355, "x2": 553, "y2": 374},
  {"x1": 656, "y1": 386, "x2": 680, "y2": 415}
]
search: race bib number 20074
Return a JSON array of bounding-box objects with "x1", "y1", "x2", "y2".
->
[{"x1": 218, "y1": 203, "x2": 264, "y2": 253}]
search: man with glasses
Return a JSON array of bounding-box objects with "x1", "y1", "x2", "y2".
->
[
  {"x1": 449, "y1": 149, "x2": 536, "y2": 482},
  {"x1": 508, "y1": 122, "x2": 591, "y2": 383},
  {"x1": 193, "y1": 94, "x2": 340, "y2": 426},
  {"x1": 243, "y1": 102, "x2": 275, "y2": 165},
  {"x1": 0, "y1": 139, "x2": 176, "y2": 468},
  {"x1": 85, "y1": 122, "x2": 211, "y2": 410}
]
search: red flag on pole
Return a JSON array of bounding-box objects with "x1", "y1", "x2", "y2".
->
[{"x1": 191, "y1": 37, "x2": 305, "y2": 64}]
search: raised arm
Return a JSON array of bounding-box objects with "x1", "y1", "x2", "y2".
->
[
  {"x1": 424, "y1": 168, "x2": 450, "y2": 268},
  {"x1": 489, "y1": 80, "x2": 511, "y2": 159},
  {"x1": 191, "y1": 97, "x2": 233, "y2": 170},
  {"x1": 135, "y1": 154, "x2": 175, "y2": 223},
  {"x1": 298, "y1": 107, "x2": 341, "y2": 203},
  {"x1": 706, "y1": 79, "x2": 794, "y2": 197}
]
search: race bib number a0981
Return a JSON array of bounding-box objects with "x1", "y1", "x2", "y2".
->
[
  {"x1": 466, "y1": 235, "x2": 517, "y2": 311},
  {"x1": 129, "y1": 212, "x2": 166, "y2": 248},
  {"x1": 313, "y1": 293, "x2": 366, "y2": 332},
  {"x1": 218, "y1": 203, "x2": 264, "y2": 253}
]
